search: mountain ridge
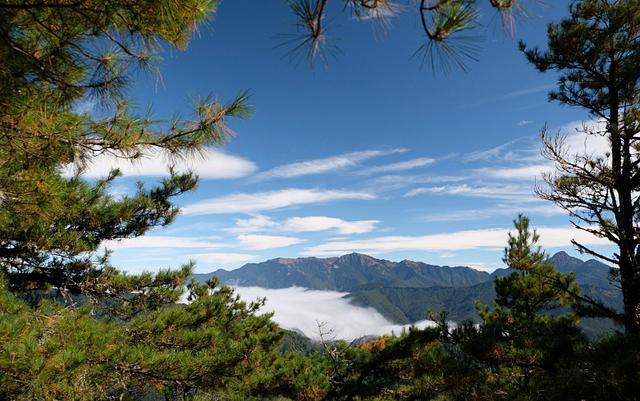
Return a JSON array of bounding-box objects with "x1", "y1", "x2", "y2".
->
[
  {"x1": 195, "y1": 251, "x2": 615, "y2": 291},
  {"x1": 195, "y1": 252, "x2": 493, "y2": 291}
]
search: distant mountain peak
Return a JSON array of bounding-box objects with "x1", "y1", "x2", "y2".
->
[
  {"x1": 271, "y1": 257, "x2": 298, "y2": 265},
  {"x1": 340, "y1": 252, "x2": 373, "y2": 258},
  {"x1": 550, "y1": 251, "x2": 598, "y2": 266},
  {"x1": 550, "y1": 250, "x2": 574, "y2": 261},
  {"x1": 337, "y1": 252, "x2": 378, "y2": 263}
]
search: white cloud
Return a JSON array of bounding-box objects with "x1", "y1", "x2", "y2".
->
[
  {"x1": 422, "y1": 203, "x2": 565, "y2": 222},
  {"x1": 227, "y1": 215, "x2": 379, "y2": 235},
  {"x1": 190, "y1": 252, "x2": 257, "y2": 265},
  {"x1": 252, "y1": 149, "x2": 407, "y2": 181},
  {"x1": 474, "y1": 164, "x2": 555, "y2": 181},
  {"x1": 464, "y1": 139, "x2": 526, "y2": 162},
  {"x1": 107, "y1": 249, "x2": 255, "y2": 273},
  {"x1": 357, "y1": 157, "x2": 435, "y2": 175},
  {"x1": 463, "y1": 119, "x2": 609, "y2": 179},
  {"x1": 227, "y1": 215, "x2": 279, "y2": 234},
  {"x1": 560, "y1": 119, "x2": 609, "y2": 157},
  {"x1": 232, "y1": 286, "x2": 435, "y2": 341},
  {"x1": 301, "y1": 226, "x2": 610, "y2": 257},
  {"x1": 404, "y1": 184, "x2": 535, "y2": 202},
  {"x1": 503, "y1": 84, "x2": 555, "y2": 99},
  {"x1": 63, "y1": 148, "x2": 257, "y2": 179},
  {"x1": 103, "y1": 235, "x2": 224, "y2": 249},
  {"x1": 237, "y1": 234, "x2": 302, "y2": 250},
  {"x1": 282, "y1": 216, "x2": 379, "y2": 234},
  {"x1": 517, "y1": 120, "x2": 534, "y2": 127},
  {"x1": 463, "y1": 118, "x2": 609, "y2": 171},
  {"x1": 182, "y1": 188, "x2": 376, "y2": 215},
  {"x1": 364, "y1": 174, "x2": 467, "y2": 193}
]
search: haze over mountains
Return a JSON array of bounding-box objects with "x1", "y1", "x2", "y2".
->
[{"x1": 194, "y1": 252, "x2": 621, "y2": 338}]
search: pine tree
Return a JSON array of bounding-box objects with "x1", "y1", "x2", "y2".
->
[
  {"x1": 472, "y1": 215, "x2": 585, "y2": 400},
  {"x1": 0, "y1": 2, "x2": 287, "y2": 399},
  {"x1": 283, "y1": 0, "x2": 538, "y2": 70},
  {"x1": 0, "y1": 0, "x2": 250, "y2": 299},
  {"x1": 521, "y1": 0, "x2": 640, "y2": 333},
  {"x1": 0, "y1": 275, "x2": 284, "y2": 400}
]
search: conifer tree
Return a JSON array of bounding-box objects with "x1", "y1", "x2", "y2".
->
[
  {"x1": 472, "y1": 215, "x2": 585, "y2": 400},
  {"x1": 0, "y1": 2, "x2": 286, "y2": 399},
  {"x1": 283, "y1": 0, "x2": 539, "y2": 69},
  {"x1": 0, "y1": 275, "x2": 284, "y2": 400},
  {"x1": 0, "y1": 0, "x2": 250, "y2": 299},
  {"x1": 521, "y1": 0, "x2": 640, "y2": 333}
]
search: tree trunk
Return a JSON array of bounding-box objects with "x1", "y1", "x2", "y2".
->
[
  {"x1": 620, "y1": 252, "x2": 640, "y2": 333},
  {"x1": 609, "y1": 58, "x2": 640, "y2": 333}
]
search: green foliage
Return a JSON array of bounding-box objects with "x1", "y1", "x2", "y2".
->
[
  {"x1": 347, "y1": 282, "x2": 496, "y2": 324},
  {"x1": 0, "y1": 0, "x2": 250, "y2": 296},
  {"x1": 0, "y1": 2, "x2": 290, "y2": 400},
  {"x1": 281, "y1": 330, "x2": 325, "y2": 355},
  {"x1": 0, "y1": 274, "x2": 283, "y2": 400},
  {"x1": 485, "y1": 214, "x2": 579, "y2": 321},
  {"x1": 283, "y1": 0, "x2": 534, "y2": 70},
  {"x1": 255, "y1": 350, "x2": 333, "y2": 401},
  {"x1": 462, "y1": 215, "x2": 584, "y2": 400}
]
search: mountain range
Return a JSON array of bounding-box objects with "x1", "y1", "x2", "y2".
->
[
  {"x1": 200, "y1": 252, "x2": 492, "y2": 290},
  {"x1": 194, "y1": 251, "x2": 622, "y2": 337}
]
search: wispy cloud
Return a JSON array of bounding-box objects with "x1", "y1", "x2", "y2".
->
[
  {"x1": 251, "y1": 149, "x2": 407, "y2": 181},
  {"x1": 404, "y1": 184, "x2": 535, "y2": 202},
  {"x1": 182, "y1": 188, "x2": 376, "y2": 215},
  {"x1": 228, "y1": 215, "x2": 379, "y2": 235},
  {"x1": 105, "y1": 232, "x2": 296, "y2": 252},
  {"x1": 237, "y1": 234, "x2": 303, "y2": 250},
  {"x1": 463, "y1": 137, "x2": 537, "y2": 163},
  {"x1": 364, "y1": 174, "x2": 467, "y2": 193},
  {"x1": 233, "y1": 286, "x2": 435, "y2": 341},
  {"x1": 560, "y1": 119, "x2": 609, "y2": 157},
  {"x1": 464, "y1": 119, "x2": 609, "y2": 168},
  {"x1": 473, "y1": 164, "x2": 555, "y2": 181},
  {"x1": 283, "y1": 216, "x2": 379, "y2": 234},
  {"x1": 517, "y1": 120, "x2": 534, "y2": 127},
  {"x1": 422, "y1": 204, "x2": 565, "y2": 222},
  {"x1": 460, "y1": 119, "x2": 609, "y2": 185},
  {"x1": 190, "y1": 252, "x2": 257, "y2": 265},
  {"x1": 460, "y1": 84, "x2": 555, "y2": 109},
  {"x1": 356, "y1": 157, "x2": 435, "y2": 175},
  {"x1": 62, "y1": 149, "x2": 257, "y2": 179},
  {"x1": 301, "y1": 226, "x2": 610, "y2": 257},
  {"x1": 103, "y1": 236, "x2": 225, "y2": 249},
  {"x1": 503, "y1": 84, "x2": 555, "y2": 99},
  {"x1": 227, "y1": 215, "x2": 279, "y2": 234}
]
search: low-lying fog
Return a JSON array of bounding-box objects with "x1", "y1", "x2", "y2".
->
[{"x1": 232, "y1": 286, "x2": 435, "y2": 341}]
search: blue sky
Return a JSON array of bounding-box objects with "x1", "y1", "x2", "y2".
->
[{"x1": 93, "y1": 0, "x2": 613, "y2": 273}]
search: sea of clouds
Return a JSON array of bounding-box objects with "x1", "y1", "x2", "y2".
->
[{"x1": 232, "y1": 286, "x2": 435, "y2": 341}]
